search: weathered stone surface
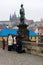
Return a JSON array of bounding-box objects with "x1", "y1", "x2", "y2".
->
[
  {"x1": 0, "y1": 48, "x2": 43, "y2": 65},
  {"x1": 22, "y1": 41, "x2": 43, "y2": 56}
]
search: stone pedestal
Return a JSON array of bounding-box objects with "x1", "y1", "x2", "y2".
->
[{"x1": 17, "y1": 23, "x2": 29, "y2": 41}]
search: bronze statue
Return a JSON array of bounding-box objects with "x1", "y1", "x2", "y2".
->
[{"x1": 20, "y1": 4, "x2": 25, "y2": 24}]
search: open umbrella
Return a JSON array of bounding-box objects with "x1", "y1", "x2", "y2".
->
[{"x1": 0, "y1": 27, "x2": 10, "y2": 36}]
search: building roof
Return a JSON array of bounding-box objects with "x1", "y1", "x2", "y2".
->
[
  {"x1": 38, "y1": 26, "x2": 43, "y2": 30},
  {"x1": 0, "y1": 21, "x2": 9, "y2": 22},
  {"x1": 38, "y1": 26, "x2": 43, "y2": 34}
]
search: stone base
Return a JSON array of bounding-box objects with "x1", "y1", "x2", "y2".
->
[{"x1": 17, "y1": 23, "x2": 29, "y2": 41}]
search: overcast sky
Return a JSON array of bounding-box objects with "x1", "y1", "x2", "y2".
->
[{"x1": 0, "y1": 0, "x2": 43, "y2": 21}]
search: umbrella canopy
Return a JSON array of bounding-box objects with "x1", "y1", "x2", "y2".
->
[
  {"x1": 0, "y1": 27, "x2": 38, "y2": 37},
  {"x1": 0, "y1": 27, "x2": 18, "y2": 36},
  {"x1": 10, "y1": 29, "x2": 18, "y2": 35},
  {"x1": 29, "y1": 29, "x2": 38, "y2": 36},
  {"x1": 0, "y1": 27, "x2": 10, "y2": 36}
]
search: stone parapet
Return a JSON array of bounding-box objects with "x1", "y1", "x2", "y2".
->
[{"x1": 22, "y1": 41, "x2": 43, "y2": 56}]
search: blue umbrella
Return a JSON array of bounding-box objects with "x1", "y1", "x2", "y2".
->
[
  {"x1": 0, "y1": 27, "x2": 10, "y2": 36},
  {"x1": 28, "y1": 29, "x2": 38, "y2": 36},
  {"x1": 9, "y1": 29, "x2": 18, "y2": 35}
]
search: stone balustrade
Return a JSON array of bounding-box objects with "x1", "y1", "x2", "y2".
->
[{"x1": 22, "y1": 41, "x2": 43, "y2": 56}]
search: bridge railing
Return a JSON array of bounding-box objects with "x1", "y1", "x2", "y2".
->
[{"x1": 22, "y1": 41, "x2": 43, "y2": 56}]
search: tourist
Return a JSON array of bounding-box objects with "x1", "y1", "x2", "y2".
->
[
  {"x1": 2, "y1": 38, "x2": 5, "y2": 50},
  {"x1": 8, "y1": 34, "x2": 13, "y2": 51},
  {"x1": 13, "y1": 36, "x2": 16, "y2": 50},
  {"x1": 16, "y1": 34, "x2": 22, "y2": 53}
]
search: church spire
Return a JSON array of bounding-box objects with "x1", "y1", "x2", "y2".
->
[{"x1": 10, "y1": 14, "x2": 12, "y2": 21}]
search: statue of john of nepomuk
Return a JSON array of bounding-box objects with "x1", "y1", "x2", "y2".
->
[{"x1": 20, "y1": 4, "x2": 25, "y2": 24}]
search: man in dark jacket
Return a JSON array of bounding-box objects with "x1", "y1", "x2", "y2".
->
[{"x1": 16, "y1": 35, "x2": 22, "y2": 53}]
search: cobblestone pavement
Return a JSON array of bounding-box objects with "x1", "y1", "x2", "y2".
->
[{"x1": 0, "y1": 48, "x2": 43, "y2": 65}]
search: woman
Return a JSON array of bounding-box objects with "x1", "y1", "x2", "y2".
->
[{"x1": 8, "y1": 35, "x2": 13, "y2": 51}]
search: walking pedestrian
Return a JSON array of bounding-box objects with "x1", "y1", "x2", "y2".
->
[{"x1": 2, "y1": 38, "x2": 5, "y2": 50}]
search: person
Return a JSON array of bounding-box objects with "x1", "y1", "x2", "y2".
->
[
  {"x1": 13, "y1": 36, "x2": 16, "y2": 50},
  {"x1": 16, "y1": 39, "x2": 22, "y2": 53},
  {"x1": 8, "y1": 35, "x2": 13, "y2": 51},
  {"x1": 20, "y1": 4, "x2": 25, "y2": 24},
  {"x1": 2, "y1": 38, "x2": 5, "y2": 50},
  {"x1": 16, "y1": 34, "x2": 22, "y2": 53}
]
